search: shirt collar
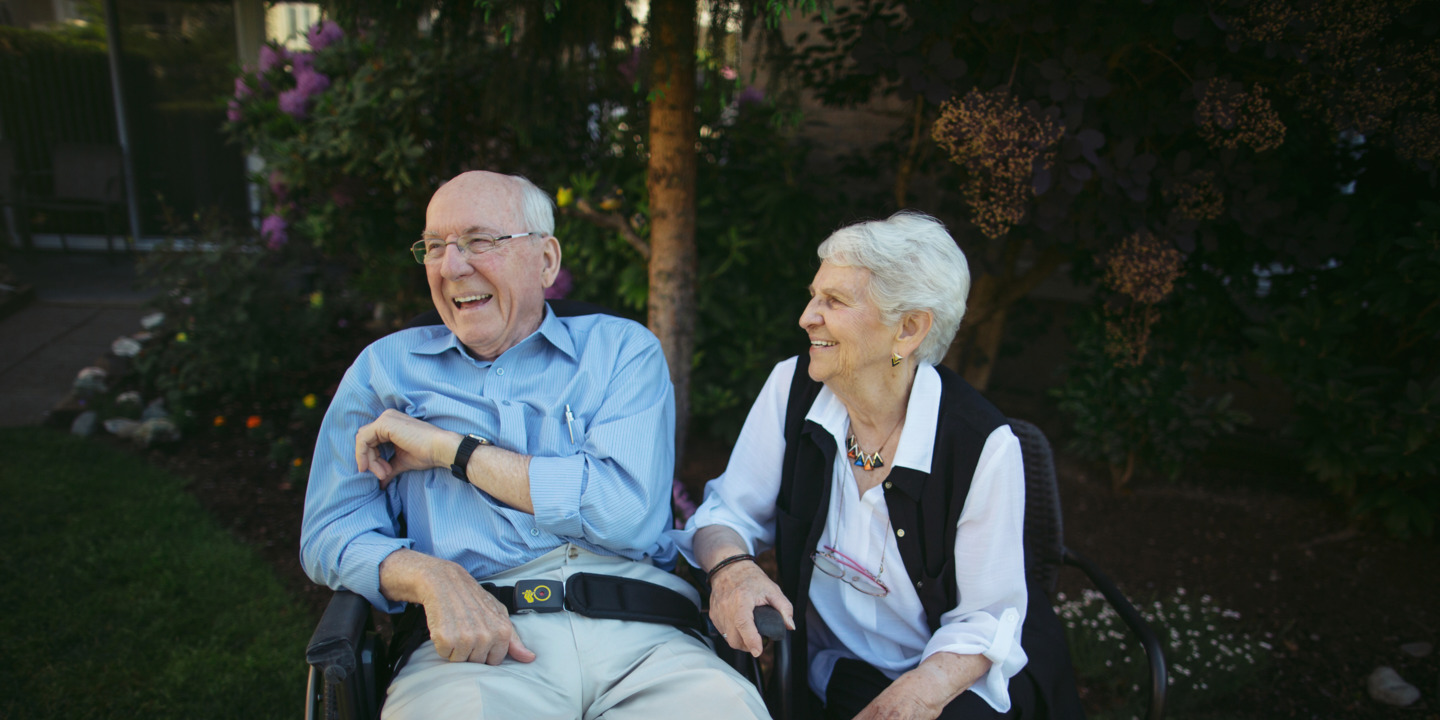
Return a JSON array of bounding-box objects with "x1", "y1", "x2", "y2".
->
[
  {"x1": 804, "y1": 363, "x2": 941, "y2": 475},
  {"x1": 407, "y1": 302, "x2": 578, "y2": 361}
]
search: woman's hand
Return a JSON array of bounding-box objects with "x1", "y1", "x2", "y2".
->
[
  {"x1": 853, "y1": 652, "x2": 991, "y2": 720},
  {"x1": 708, "y1": 560, "x2": 795, "y2": 657}
]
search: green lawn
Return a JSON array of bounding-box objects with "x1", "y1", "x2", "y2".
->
[{"x1": 0, "y1": 426, "x2": 313, "y2": 719}]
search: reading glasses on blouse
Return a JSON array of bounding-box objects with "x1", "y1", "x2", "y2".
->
[{"x1": 411, "y1": 232, "x2": 544, "y2": 264}]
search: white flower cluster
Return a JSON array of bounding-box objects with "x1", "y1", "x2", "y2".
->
[{"x1": 1054, "y1": 587, "x2": 1273, "y2": 712}]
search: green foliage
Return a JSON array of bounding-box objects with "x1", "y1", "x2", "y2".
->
[
  {"x1": 226, "y1": 6, "x2": 642, "y2": 313},
  {"x1": 131, "y1": 222, "x2": 368, "y2": 436},
  {"x1": 0, "y1": 426, "x2": 312, "y2": 718},
  {"x1": 558, "y1": 96, "x2": 844, "y2": 440},
  {"x1": 1057, "y1": 588, "x2": 1272, "y2": 719},
  {"x1": 1247, "y1": 202, "x2": 1440, "y2": 538},
  {"x1": 1053, "y1": 288, "x2": 1249, "y2": 489}
]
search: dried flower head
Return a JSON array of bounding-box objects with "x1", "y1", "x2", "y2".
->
[
  {"x1": 1196, "y1": 80, "x2": 1286, "y2": 152},
  {"x1": 1102, "y1": 231, "x2": 1186, "y2": 366},
  {"x1": 932, "y1": 89, "x2": 1065, "y2": 238},
  {"x1": 1165, "y1": 171, "x2": 1225, "y2": 222}
]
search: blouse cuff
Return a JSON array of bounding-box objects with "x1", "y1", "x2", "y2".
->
[{"x1": 920, "y1": 606, "x2": 1025, "y2": 713}]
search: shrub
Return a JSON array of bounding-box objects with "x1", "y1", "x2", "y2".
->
[
  {"x1": 1247, "y1": 202, "x2": 1440, "y2": 537},
  {"x1": 131, "y1": 221, "x2": 368, "y2": 446}
]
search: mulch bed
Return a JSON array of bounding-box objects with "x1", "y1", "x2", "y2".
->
[{"x1": 125, "y1": 426, "x2": 1438, "y2": 719}]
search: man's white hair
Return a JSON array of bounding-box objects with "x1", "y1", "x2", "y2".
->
[
  {"x1": 816, "y1": 211, "x2": 971, "y2": 366},
  {"x1": 511, "y1": 174, "x2": 556, "y2": 236}
]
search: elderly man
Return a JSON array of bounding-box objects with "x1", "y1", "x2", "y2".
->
[{"x1": 301, "y1": 171, "x2": 769, "y2": 719}]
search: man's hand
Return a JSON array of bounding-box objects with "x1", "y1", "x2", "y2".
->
[
  {"x1": 707, "y1": 561, "x2": 795, "y2": 658},
  {"x1": 421, "y1": 562, "x2": 537, "y2": 665},
  {"x1": 354, "y1": 409, "x2": 459, "y2": 488}
]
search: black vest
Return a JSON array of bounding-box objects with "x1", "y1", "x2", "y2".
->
[{"x1": 771, "y1": 355, "x2": 1083, "y2": 719}]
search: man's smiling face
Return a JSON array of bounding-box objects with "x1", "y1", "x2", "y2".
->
[{"x1": 423, "y1": 172, "x2": 560, "y2": 360}]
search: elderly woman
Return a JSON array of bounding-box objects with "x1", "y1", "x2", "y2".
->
[{"x1": 676, "y1": 212, "x2": 1081, "y2": 720}]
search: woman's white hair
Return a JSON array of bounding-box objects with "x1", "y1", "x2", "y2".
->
[{"x1": 816, "y1": 211, "x2": 971, "y2": 366}]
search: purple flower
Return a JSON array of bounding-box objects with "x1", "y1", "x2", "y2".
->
[
  {"x1": 739, "y1": 85, "x2": 765, "y2": 106},
  {"x1": 258, "y1": 45, "x2": 289, "y2": 73},
  {"x1": 294, "y1": 67, "x2": 331, "y2": 98},
  {"x1": 234, "y1": 76, "x2": 252, "y2": 100},
  {"x1": 618, "y1": 46, "x2": 642, "y2": 84},
  {"x1": 278, "y1": 88, "x2": 308, "y2": 118},
  {"x1": 545, "y1": 267, "x2": 573, "y2": 300},
  {"x1": 261, "y1": 214, "x2": 288, "y2": 250},
  {"x1": 307, "y1": 20, "x2": 344, "y2": 52},
  {"x1": 226, "y1": 99, "x2": 242, "y2": 123},
  {"x1": 290, "y1": 52, "x2": 314, "y2": 74},
  {"x1": 268, "y1": 171, "x2": 288, "y2": 201},
  {"x1": 671, "y1": 480, "x2": 698, "y2": 527}
]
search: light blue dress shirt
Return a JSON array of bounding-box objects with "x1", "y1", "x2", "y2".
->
[{"x1": 301, "y1": 305, "x2": 677, "y2": 613}]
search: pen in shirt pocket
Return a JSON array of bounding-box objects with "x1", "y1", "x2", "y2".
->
[{"x1": 565, "y1": 404, "x2": 576, "y2": 444}]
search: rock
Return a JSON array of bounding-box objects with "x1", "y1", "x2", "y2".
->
[
  {"x1": 140, "y1": 311, "x2": 165, "y2": 330},
  {"x1": 116, "y1": 390, "x2": 143, "y2": 408},
  {"x1": 1368, "y1": 666, "x2": 1420, "y2": 707},
  {"x1": 132, "y1": 417, "x2": 180, "y2": 448},
  {"x1": 70, "y1": 411, "x2": 98, "y2": 437},
  {"x1": 73, "y1": 367, "x2": 109, "y2": 396},
  {"x1": 103, "y1": 417, "x2": 139, "y2": 439},
  {"x1": 111, "y1": 336, "x2": 142, "y2": 357},
  {"x1": 141, "y1": 398, "x2": 169, "y2": 421},
  {"x1": 1400, "y1": 641, "x2": 1432, "y2": 658}
]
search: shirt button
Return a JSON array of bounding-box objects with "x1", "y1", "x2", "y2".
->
[
  {"x1": 916, "y1": 580, "x2": 924, "y2": 588},
  {"x1": 530, "y1": 528, "x2": 539, "y2": 536},
  {"x1": 496, "y1": 368, "x2": 505, "y2": 376},
  {"x1": 896, "y1": 528, "x2": 905, "y2": 538},
  {"x1": 884, "y1": 481, "x2": 892, "y2": 490}
]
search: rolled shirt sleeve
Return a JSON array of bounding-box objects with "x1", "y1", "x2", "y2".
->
[
  {"x1": 300, "y1": 353, "x2": 414, "y2": 613},
  {"x1": 919, "y1": 426, "x2": 1029, "y2": 711}
]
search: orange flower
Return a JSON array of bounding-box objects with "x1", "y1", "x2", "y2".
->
[
  {"x1": 246, "y1": 415, "x2": 262, "y2": 429},
  {"x1": 213, "y1": 416, "x2": 225, "y2": 427},
  {"x1": 292, "y1": 457, "x2": 304, "y2": 467}
]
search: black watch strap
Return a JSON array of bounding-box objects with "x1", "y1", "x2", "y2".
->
[{"x1": 451, "y1": 433, "x2": 490, "y2": 480}]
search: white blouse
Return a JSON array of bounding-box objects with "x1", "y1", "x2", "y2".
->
[{"x1": 672, "y1": 357, "x2": 1028, "y2": 713}]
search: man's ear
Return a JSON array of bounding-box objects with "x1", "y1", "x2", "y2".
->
[
  {"x1": 539, "y1": 235, "x2": 563, "y2": 287},
  {"x1": 895, "y1": 310, "x2": 933, "y2": 358}
]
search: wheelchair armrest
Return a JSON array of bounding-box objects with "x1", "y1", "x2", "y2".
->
[
  {"x1": 752, "y1": 605, "x2": 793, "y2": 720},
  {"x1": 305, "y1": 590, "x2": 382, "y2": 720},
  {"x1": 306, "y1": 590, "x2": 371, "y2": 680},
  {"x1": 1063, "y1": 547, "x2": 1168, "y2": 720}
]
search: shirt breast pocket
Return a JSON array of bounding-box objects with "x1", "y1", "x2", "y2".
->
[{"x1": 533, "y1": 410, "x2": 586, "y2": 456}]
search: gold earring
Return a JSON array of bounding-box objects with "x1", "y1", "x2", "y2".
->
[{"x1": 891, "y1": 353, "x2": 903, "y2": 367}]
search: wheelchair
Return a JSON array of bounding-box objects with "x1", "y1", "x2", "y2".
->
[{"x1": 303, "y1": 302, "x2": 1166, "y2": 719}]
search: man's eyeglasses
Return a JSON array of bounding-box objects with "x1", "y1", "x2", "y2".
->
[
  {"x1": 811, "y1": 544, "x2": 889, "y2": 597},
  {"x1": 410, "y1": 232, "x2": 543, "y2": 264}
]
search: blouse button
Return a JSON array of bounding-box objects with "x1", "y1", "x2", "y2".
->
[
  {"x1": 884, "y1": 481, "x2": 892, "y2": 490},
  {"x1": 895, "y1": 528, "x2": 905, "y2": 538}
]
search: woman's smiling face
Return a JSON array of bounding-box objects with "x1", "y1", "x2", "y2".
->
[{"x1": 798, "y1": 261, "x2": 895, "y2": 387}]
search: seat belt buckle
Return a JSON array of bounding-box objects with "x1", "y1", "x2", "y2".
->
[{"x1": 513, "y1": 579, "x2": 564, "y2": 613}]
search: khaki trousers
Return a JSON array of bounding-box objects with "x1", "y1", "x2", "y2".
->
[{"x1": 382, "y1": 544, "x2": 770, "y2": 720}]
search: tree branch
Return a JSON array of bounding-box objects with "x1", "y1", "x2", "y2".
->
[
  {"x1": 563, "y1": 199, "x2": 651, "y2": 261},
  {"x1": 966, "y1": 245, "x2": 1067, "y2": 328}
]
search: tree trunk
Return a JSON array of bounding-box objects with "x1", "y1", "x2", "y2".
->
[
  {"x1": 943, "y1": 242, "x2": 1067, "y2": 391},
  {"x1": 646, "y1": 0, "x2": 698, "y2": 471}
]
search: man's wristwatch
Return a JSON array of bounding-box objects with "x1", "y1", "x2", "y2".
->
[{"x1": 450, "y1": 433, "x2": 491, "y2": 480}]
